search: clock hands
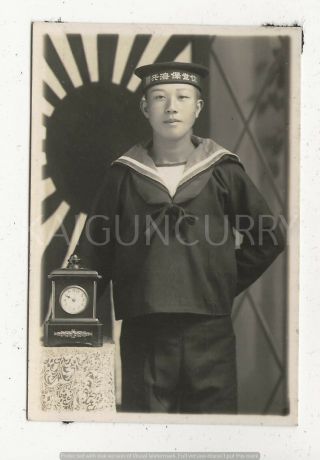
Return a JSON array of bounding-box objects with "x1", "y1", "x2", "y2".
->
[{"x1": 65, "y1": 293, "x2": 80, "y2": 303}]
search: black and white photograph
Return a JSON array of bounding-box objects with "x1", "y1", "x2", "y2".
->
[{"x1": 27, "y1": 22, "x2": 300, "y2": 424}]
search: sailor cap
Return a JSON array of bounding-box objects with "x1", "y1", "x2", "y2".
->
[{"x1": 134, "y1": 61, "x2": 209, "y2": 92}]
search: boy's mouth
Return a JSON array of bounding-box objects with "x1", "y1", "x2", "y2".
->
[{"x1": 164, "y1": 119, "x2": 181, "y2": 124}]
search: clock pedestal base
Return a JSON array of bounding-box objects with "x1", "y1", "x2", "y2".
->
[
  {"x1": 40, "y1": 342, "x2": 116, "y2": 419},
  {"x1": 44, "y1": 320, "x2": 103, "y2": 347}
]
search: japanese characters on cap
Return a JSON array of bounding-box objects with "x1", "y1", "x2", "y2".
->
[{"x1": 134, "y1": 61, "x2": 209, "y2": 92}]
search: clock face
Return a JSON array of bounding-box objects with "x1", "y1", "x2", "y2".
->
[{"x1": 59, "y1": 285, "x2": 89, "y2": 315}]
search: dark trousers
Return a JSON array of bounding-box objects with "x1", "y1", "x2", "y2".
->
[{"x1": 120, "y1": 313, "x2": 238, "y2": 414}]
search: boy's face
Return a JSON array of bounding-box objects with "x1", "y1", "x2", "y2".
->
[{"x1": 140, "y1": 83, "x2": 204, "y2": 141}]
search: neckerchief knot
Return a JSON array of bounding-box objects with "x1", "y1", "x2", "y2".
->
[{"x1": 145, "y1": 203, "x2": 198, "y2": 241}]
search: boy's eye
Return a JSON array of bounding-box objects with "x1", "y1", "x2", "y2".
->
[{"x1": 179, "y1": 95, "x2": 190, "y2": 99}]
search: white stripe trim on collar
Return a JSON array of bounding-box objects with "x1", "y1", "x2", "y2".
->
[
  {"x1": 114, "y1": 148, "x2": 240, "y2": 195},
  {"x1": 182, "y1": 148, "x2": 226, "y2": 177},
  {"x1": 179, "y1": 150, "x2": 239, "y2": 186},
  {"x1": 114, "y1": 156, "x2": 167, "y2": 189},
  {"x1": 118, "y1": 155, "x2": 158, "y2": 175}
]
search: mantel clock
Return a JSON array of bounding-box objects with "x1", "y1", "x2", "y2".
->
[{"x1": 44, "y1": 255, "x2": 103, "y2": 347}]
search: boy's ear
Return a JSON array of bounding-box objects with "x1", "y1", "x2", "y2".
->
[
  {"x1": 195, "y1": 98, "x2": 204, "y2": 119},
  {"x1": 140, "y1": 96, "x2": 149, "y2": 119}
]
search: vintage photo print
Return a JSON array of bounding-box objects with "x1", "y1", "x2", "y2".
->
[{"x1": 28, "y1": 22, "x2": 300, "y2": 424}]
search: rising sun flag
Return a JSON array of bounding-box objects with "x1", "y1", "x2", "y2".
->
[{"x1": 39, "y1": 30, "x2": 210, "y2": 329}]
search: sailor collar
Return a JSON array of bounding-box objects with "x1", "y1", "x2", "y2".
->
[{"x1": 112, "y1": 135, "x2": 240, "y2": 194}]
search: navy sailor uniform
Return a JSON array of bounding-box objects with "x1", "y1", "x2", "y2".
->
[{"x1": 76, "y1": 135, "x2": 285, "y2": 413}]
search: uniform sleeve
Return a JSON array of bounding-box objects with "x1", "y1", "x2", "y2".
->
[
  {"x1": 215, "y1": 159, "x2": 286, "y2": 296},
  {"x1": 74, "y1": 166, "x2": 123, "y2": 298}
]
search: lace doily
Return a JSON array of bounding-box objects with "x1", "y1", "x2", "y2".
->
[{"x1": 41, "y1": 344, "x2": 116, "y2": 412}]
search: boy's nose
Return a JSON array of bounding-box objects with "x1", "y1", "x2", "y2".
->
[{"x1": 165, "y1": 97, "x2": 178, "y2": 113}]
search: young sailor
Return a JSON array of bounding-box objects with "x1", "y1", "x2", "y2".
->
[{"x1": 77, "y1": 61, "x2": 285, "y2": 414}]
